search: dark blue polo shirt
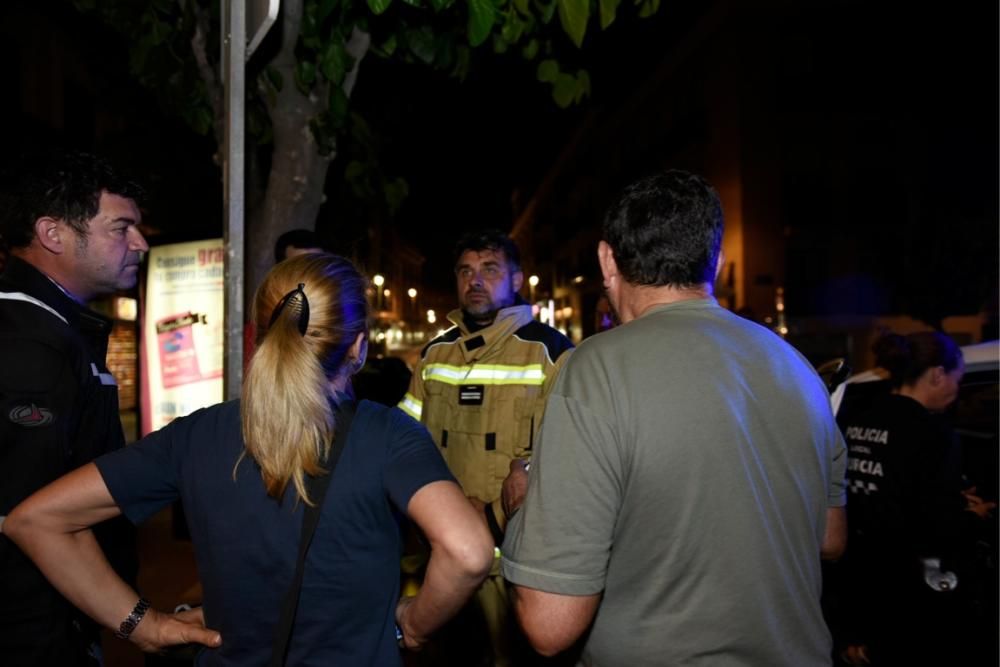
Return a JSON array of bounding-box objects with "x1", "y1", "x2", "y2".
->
[{"x1": 97, "y1": 399, "x2": 452, "y2": 666}]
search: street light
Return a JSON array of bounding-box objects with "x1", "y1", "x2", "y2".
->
[
  {"x1": 528, "y1": 275, "x2": 539, "y2": 305},
  {"x1": 373, "y1": 274, "x2": 385, "y2": 310},
  {"x1": 407, "y1": 288, "x2": 418, "y2": 320}
]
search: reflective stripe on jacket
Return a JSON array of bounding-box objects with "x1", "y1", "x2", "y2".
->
[{"x1": 400, "y1": 304, "x2": 572, "y2": 522}]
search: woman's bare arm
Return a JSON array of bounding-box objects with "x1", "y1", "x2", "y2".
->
[{"x1": 3, "y1": 463, "x2": 221, "y2": 652}]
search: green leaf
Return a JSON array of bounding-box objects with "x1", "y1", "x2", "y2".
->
[
  {"x1": 373, "y1": 33, "x2": 398, "y2": 58},
  {"x1": 521, "y1": 37, "x2": 539, "y2": 60},
  {"x1": 434, "y1": 37, "x2": 457, "y2": 69},
  {"x1": 191, "y1": 106, "x2": 213, "y2": 135},
  {"x1": 430, "y1": 0, "x2": 455, "y2": 10},
  {"x1": 384, "y1": 178, "x2": 410, "y2": 216},
  {"x1": 345, "y1": 160, "x2": 366, "y2": 184},
  {"x1": 301, "y1": 2, "x2": 321, "y2": 48},
  {"x1": 599, "y1": 0, "x2": 620, "y2": 29},
  {"x1": 513, "y1": 0, "x2": 530, "y2": 15},
  {"x1": 320, "y1": 39, "x2": 352, "y2": 86},
  {"x1": 309, "y1": 116, "x2": 338, "y2": 156},
  {"x1": 536, "y1": 58, "x2": 559, "y2": 83},
  {"x1": 317, "y1": 0, "x2": 338, "y2": 21},
  {"x1": 367, "y1": 0, "x2": 393, "y2": 15},
  {"x1": 467, "y1": 0, "x2": 495, "y2": 47},
  {"x1": 556, "y1": 0, "x2": 589, "y2": 48},
  {"x1": 265, "y1": 67, "x2": 284, "y2": 92},
  {"x1": 348, "y1": 113, "x2": 373, "y2": 144},
  {"x1": 452, "y1": 45, "x2": 471, "y2": 79},
  {"x1": 329, "y1": 86, "x2": 350, "y2": 129},
  {"x1": 552, "y1": 72, "x2": 576, "y2": 108},
  {"x1": 406, "y1": 26, "x2": 438, "y2": 65},
  {"x1": 534, "y1": 0, "x2": 557, "y2": 24},
  {"x1": 402, "y1": 0, "x2": 422, "y2": 6},
  {"x1": 500, "y1": 12, "x2": 524, "y2": 43},
  {"x1": 638, "y1": 0, "x2": 660, "y2": 18},
  {"x1": 294, "y1": 60, "x2": 317, "y2": 95}
]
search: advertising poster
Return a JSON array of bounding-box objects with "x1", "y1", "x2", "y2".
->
[{"x1": 140, "y1": 239, "x2": 225, "y2": 435}]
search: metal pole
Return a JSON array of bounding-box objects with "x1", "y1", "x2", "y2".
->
[{"x1": 222, "y1": 0, "x2": 246, "y2": 400}]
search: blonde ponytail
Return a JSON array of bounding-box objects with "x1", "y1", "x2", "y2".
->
[{"x1": 239, "y1": 254, "x2": 369, "y2": 505}]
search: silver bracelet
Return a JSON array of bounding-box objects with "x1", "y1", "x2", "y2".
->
[{"x1": 115, "y1": 597, "x2": 151, "y2": 640}]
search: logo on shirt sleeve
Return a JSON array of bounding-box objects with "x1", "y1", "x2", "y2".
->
[{"x1": 8, "y1": 403, "x2": 55, "y2": 427}]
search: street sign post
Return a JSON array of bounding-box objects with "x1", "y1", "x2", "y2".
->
[{"x1": 221, "y1": 0, "x2": 279, "y2": 400}]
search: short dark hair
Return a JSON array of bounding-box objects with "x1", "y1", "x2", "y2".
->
[
  {"x1": 873, "y1": 331, "x2": 963, "y2": 389},
  {"x1": 274, "y1": 229, "x2": 323, "y2": 263},
  {"x1": 602, "y1": 170, "x2": 723, "y2": 288},
  {"x1": 453, "y1": 229, "x2": 521, "y2": 272},
  {"x1": 0, "y1": 151, "x2": 144, "y2": 249}
]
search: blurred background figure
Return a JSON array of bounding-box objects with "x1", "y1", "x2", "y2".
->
[
  {"x1": 833, "y1": 331, "x2": 996, "y2": 666},
  {"x1": 353, "y1": 356, "x2": 412, "y2": 407},
  {"x1": 273, "y1": 229, "x2": 324, "y2": 263}
]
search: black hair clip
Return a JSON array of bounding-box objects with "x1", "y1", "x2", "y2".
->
[{"x1": 268, "y1": 283, "x2": 310, "y2": 336}]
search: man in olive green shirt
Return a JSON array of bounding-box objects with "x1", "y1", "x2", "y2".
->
[{"x1": 502, "y1": 171, "x2": 847, "y2": 666}]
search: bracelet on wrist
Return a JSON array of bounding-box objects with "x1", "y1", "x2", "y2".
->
[{"x1": 115, "y1": 597, "x2": 151, "y2": 640}]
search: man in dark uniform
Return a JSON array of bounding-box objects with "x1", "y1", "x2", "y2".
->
[{"x1": 0, "y1": 151, "x2": 148, "y2": 665}]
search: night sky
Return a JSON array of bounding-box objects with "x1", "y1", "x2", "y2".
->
[{"x1": 2, "y1": 0, "x2": 996, "y2": 326}]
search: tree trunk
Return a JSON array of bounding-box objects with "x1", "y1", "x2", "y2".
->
[
  {"x1": 245, "y1": 121, "x2": 332, "y2": 299},
  {"x1": 244, "y1": 0, "x2": 370, "y2": 303},
  {"x1": 245, "y1": 0, "x2": 330, "y2": 301}
]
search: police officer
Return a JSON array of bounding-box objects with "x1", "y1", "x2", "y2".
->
[
  {"x1": 0, "y1": 151, "x2": 148, "y2": 665},
  {"x1": 836, "y1": 331, "x2": 991, "y2": 665},
  {"x1": 399, "y1": 230, "x2": 573, "y2": 666}
]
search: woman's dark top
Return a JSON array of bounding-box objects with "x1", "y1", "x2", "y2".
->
[{"x1": 96, "y1": 399, "x2": 453, "y2": 666}]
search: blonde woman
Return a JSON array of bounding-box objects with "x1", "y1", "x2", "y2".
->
[{"x1": 3, "y1": 253, "x2": 493, "y2": 666}]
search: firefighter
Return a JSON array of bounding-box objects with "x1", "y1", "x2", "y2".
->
[{"x1": 399, "y1": 229, "x2": 573, "y2": 666}]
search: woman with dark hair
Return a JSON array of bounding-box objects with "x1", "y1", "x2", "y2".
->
[
  {"x1": 3, "y1": 253, "x2": 493, "y2": 665},
  {"x1": 836, "y1": 331, "x2": 987, "y2": 665}
]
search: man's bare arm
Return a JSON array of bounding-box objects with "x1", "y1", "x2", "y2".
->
[
  {"x1": 511, "y1": 586, "x2": 601, "y2": 657},
  {"x1": 821, "y1": 506, "x2": 847, "y2": 560}
]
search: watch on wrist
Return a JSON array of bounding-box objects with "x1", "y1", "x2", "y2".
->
[{"x1": 115, "y1": 597, "x2": 151, "y2": 640}]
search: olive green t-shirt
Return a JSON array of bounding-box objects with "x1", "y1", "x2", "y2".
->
[{"x1": 502, "y1": 298, "x2": 846, "y2": 666}]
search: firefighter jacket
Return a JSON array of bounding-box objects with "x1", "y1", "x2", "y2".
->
[{"x1": 400, "y1": 303, "x2": 573, "y2": 532}]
